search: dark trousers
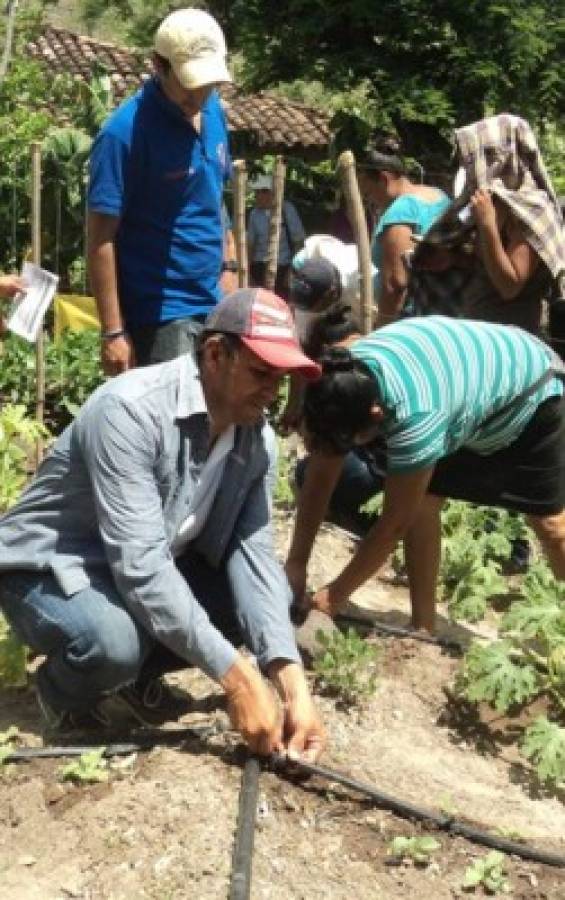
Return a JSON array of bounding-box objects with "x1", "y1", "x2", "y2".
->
[
  {"x1": 128, "y1": 317, "x2": 205, "y2": 366},
  {"x1": 250, "y1": 262, "x2": 291, "y2": 300}
]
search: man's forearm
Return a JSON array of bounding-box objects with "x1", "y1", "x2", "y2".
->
[
  {"x1": 89, "y1": 243, "x2": 123, "y2": 332},
  {"x1": 266, "y1": 659, "x2": 309, "y2": 703},
  {"x1": 87, "y1": 212, "x2": 122, "y2": 331},
  {"x1": 287, "y1": 453, "x2": 344, "y2": 565}
]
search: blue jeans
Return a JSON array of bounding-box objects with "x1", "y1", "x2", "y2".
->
[
  {"x1": 0, "y1": 551, "x2": 241, "y2": 714},
  {"x1": 296, "y1": 449, "x2": 385, "y2": 536}
]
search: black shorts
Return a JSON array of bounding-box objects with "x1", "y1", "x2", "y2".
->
[{"x1": 428, "y1": 396, "x2": 565, "y2": 517}]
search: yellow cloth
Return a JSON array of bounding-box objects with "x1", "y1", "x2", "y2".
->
[{"x1": 53, "y1": 295, "x2": 100, "y2": 340}]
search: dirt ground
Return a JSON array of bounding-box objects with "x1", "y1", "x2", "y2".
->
[{"x1": 0, "y1": 512, "x2": 564, "y2": 899}]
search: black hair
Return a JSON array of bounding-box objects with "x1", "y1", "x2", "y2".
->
[
  {"x1": 359, "y1": 148, "x2": 406, "y2": 176},
  {"x1": 303, "y1": 347, "x2": 378, "y2": 454},
  {"x1": 196, "y1": 330, "x2": 241, "y2": 363},
  {"x1": 359, "y1": 132, "x2": 407, "y2": 176},
  {"x1": 153, "y1": 52, "x2": 172, "y2": 76},
  {"x1": 304, "y1": 302, "x2": 361, "y2": 359}
]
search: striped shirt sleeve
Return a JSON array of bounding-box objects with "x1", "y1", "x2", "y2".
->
[{"x1": 386, "y1": 411, "x2": 450, "y2": 472}]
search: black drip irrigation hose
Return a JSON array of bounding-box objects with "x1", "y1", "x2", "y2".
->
[
  {"x1": 2, "y1": 724, "x2": 214, "y2": 762},
  {"x1": 5, "y1": 731, "x2": 565, "y2": 870},
  {"x1": 229, "y1": 755, "x2": 261, "y2": 900},
  {"x1": 268, "y1": 753, "x2": 565, "y2": 869},
  {"x1": 336, "y1": 613, "x2": 464, "y2": 652}
]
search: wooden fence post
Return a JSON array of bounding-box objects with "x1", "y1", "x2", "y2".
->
[
  {"x1": 264, "y1": 156, "x2": 286, "y2": 292},
  {"x1": 338, "y1": 150, "x2": 373, "y2": 334},
  {"x1": 232, "y1": 160, "x2": 248, "y2": 288},
  {"x1": 31, "y1": 142, "x2": 45, "y2": 465}
]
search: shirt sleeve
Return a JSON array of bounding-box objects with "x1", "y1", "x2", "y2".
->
[
  {"x1": 386, "y1": 410, "x2": 451, "y2": 473},
  {"x1": 76, "y1": 394, "x2": 238, "y2": 681},
  {"x1": 375, "y1": 196, "x2": 423, "y2": 238},
  {"x1": 225, "y1": 425, "x2": 301, "y2": 670},
  {"x1": 284, "y1": 202, "x2": 306, "y2": 244},
  {"x1": 247, "y1": 208, "x2": 259, "y2": 248},
  {"x1": 87, "y1": 129, "x2": 130, "y2": 217}
]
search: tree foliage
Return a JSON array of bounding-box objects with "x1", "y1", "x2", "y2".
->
[{"x1": 75, "y1": 0, "x2": 563, "y2": 133}]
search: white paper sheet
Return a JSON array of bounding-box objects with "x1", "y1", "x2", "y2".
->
[{"x1": 6, "y1": 262, "x2": 59, "y2": 342}]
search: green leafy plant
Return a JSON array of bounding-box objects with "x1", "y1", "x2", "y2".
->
[
  {"x1": 456, "y1": 560, "x2": 565, "y2": 786},
  {"x1": 0, "y1": 404, "x2": 49, "y2": 510},
  {"x1": 462, "y1": 851, "x2": 510, "y2": 894},
  {"x1": 274, "y1": 436, "x2": 295, "y2": 509},
  {"x1": 0, "y1": 330, "x2": 104, "y2": 434},
  {"x1": 439, "y1": 503, "x2": 528, "y2": 623},
  {"x1": 521, "y1": 717, "x2": 565, "y2": 788},
  {"x1": 59, "y1": 748, "x2": 109, "y2": 784},
  {"x1": 313, "y1": 627, "x2": 379, "y2": 704},
  {"x1": 0, "y1": 726, "x2": 20, "y2": 768},
  {"x1": 0, "y1": 614, "x2": 27, "y2": 688},
  {"x1": 457, "y1": 640, "x2": 540, "y2": 713},
  {"x1": 388, "y1": 835, "x2": 440, "y2": 865}
]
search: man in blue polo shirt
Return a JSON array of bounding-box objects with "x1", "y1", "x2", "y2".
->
[{"x1": 88, "y1": 8, "x2": 236, "y2": 374}]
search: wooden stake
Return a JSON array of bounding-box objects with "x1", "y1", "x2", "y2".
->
[
  {"x1": 232, "y1": 160, "x2": 248, "y2": 288},
  {"x1": 31, "y1": 142, "x2": 44, "y2": 465},
  {"x1": 264, "y1": 157, "x2": 286, "y2": 292},
  {"x1": 338, "y1": 151, "x2": 373, "y2": 334}
]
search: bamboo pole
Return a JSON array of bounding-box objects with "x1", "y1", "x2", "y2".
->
[
  {"x1": 232, "y1": 160, "x2": 248, "y2": 288},
  {"x1": 338, "y1": 150, "x2": 373, "y2": 334},
  {"x1": 31, "y1": 142, "x2": 44, "y2": 465},
  {"x1": 264, "y1": 156, "x2": 286, "y2": 292}
]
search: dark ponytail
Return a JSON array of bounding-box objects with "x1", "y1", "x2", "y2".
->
[{"x1": 303, "y1": 347, "x2": 378, "y2": 453}]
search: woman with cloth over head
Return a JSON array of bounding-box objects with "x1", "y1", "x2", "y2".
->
[{"x1": 409, "y1": 114, "x2": 565, "y2": 338}]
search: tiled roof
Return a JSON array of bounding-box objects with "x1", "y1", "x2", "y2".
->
[{"x1": 27, "y1": 26, "x2": 331, "y2": 155}]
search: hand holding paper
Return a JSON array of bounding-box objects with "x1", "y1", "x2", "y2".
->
[{"x1": 6, "y1": 262, "x2": 59, "y2": 342}]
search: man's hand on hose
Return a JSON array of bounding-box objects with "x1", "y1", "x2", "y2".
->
[
  {"x1": 267, "y1": 661, "x2": 326, "y2": 764},
  {"x1": 221, "y1": 655, "x2": 281, "y2": 755}
]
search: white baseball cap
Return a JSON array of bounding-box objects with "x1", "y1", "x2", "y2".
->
[
  {"x1": 154, "y1": 8, "x2": 232, "y2": 90},
  {"x1": 250, "y1": 174, "x2": 273, "y2": 191}
]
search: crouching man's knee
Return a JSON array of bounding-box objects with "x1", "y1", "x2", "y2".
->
[{"x1": 62, "y1": 622, "x2": 146, "y2": 692}]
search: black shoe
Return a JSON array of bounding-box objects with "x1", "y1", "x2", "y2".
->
[
  {"x1": 36, "y1": 685, "x2": 112, "y2": 733},
  {"x1": 110, "y1": 677, "x2": 193, "y2": 727}
]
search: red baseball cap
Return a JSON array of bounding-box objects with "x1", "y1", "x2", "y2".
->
[{"x1": 204, "y1": 288, "x2": 321, "y2": 380}]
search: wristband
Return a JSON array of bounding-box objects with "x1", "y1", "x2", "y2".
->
[
  {"x1": 221, "y1": 260, "x2": 239, "y2": 273},
  {"x1": 101, "y1": 328, "x2": 126, "y2": 341}
]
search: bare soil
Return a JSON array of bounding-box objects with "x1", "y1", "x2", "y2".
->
[{"x1": 0, "y1": 512, "x2": 564, "y2": 899}]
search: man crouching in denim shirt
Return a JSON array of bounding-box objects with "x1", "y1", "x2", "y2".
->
[{"x1": 0, "y1": 289, "x2": 326, "y2": 762}]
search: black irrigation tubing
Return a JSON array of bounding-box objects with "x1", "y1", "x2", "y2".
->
[
  {"x1": 5, "y1": 731, "x2": 565, "y2": 870},
  {"x1": 2, "y1": 724, "x2": 214, "y2": 762},
  {"x1": 268, "y1": 753, "x2": 565, "y2": 869},
  {"x1": 335, "y1": 613, "x2": 465, "y2": 653},
  {"x1": 229, "y1": 755, "x2": 261, "y2": 900}
]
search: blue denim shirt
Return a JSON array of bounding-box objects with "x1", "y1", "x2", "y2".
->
[{"x1": 0, "y1": 355, "x2": 299, "y2": 680}]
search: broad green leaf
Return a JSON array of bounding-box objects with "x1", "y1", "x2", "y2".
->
[
  {"x1": 460, "y1": 641, "x2": 539, "y2": 712},
  {"x1": 521, "y1": 716, "x2": 565, "y2": 786}
]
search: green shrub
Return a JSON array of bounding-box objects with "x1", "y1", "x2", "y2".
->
[
  {"x1": 313, "y1": 627, "x2": 380, "y2": 704},
  {"x1": 0, "y1": 329, "x2": 104, "y2": 433}
]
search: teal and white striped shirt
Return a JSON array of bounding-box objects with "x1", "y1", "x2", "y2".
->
[{"x1": 350, "y1": 316, "x2": 563, "y2": 473}]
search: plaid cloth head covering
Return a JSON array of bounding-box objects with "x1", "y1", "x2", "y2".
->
[{"x1": 409, "y1": 114, "x2": 565, "y2": 317}]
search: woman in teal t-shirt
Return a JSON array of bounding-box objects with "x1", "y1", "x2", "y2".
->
[{"x1": 357, "y1": 148, "x2": 450, "y2": 327}]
